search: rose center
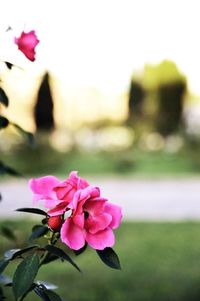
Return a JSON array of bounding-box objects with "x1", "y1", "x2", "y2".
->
[{"x1": 84, "y1": 211, "x2": 89, "y2": 220}]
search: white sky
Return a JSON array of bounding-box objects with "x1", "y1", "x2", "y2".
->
[{"x1": 0, "y1": 0, "x2": 200, "y2": 94}]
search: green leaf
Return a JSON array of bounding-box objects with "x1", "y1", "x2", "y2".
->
[
  {"x1": 0, "y1": 285, "x2": 5, "y2": 301},
  {"x1": 0, "y1": 88, "x2": 9, "y2": 107},
  {"x1": 0, "y1": 260, "x2": 9, "y2": 274},
  {"x1": 18, "y1": 283, "x2": 37, "y2": 301},
  {"x1": 4, "y1": 249, "x2": 20, "y2": 260},
  {"x1": 16, "y1": 208, "x2": 47, "y2": 216},
  {"x1": 45, "y1": 245, "x2": 81, "y2": 272},
  {"x1": 44, "y1": 290, "x2": 63, "y2": 301},
  {"x1": 29, "y1": 225, "x2": 49, "y2": 241},
  {"x1": 1, "y1": 226, "x2": 16, "y2": 241},
  {"x1": 5, "y1": 62, "x2": 13, "y2": 70},
  {"x1": 12, "y1": 246, "x2": 39, "y2": 260},
  {"x1": 13, "y1": 254, "x2": 40, "y2": 300},
  {"x1": 34, "y1": 286, "x2": 63, "y2": 301},
  {"x1": 36, "y1": 281, "x2": 58, "y2": 290},
  {"x1": 4, "y1": 245, "x2": 38, "y2": 260},
  {"x1": 11, "y1": 123, "x2": 35, "y2": 147},
  {"x1": 0, "y1": 274, "x2": 12, "y2": 285},
  {"x1": 42, "y1": 218, "x2": 48, "y2": 225},
  {"x1": 40, "y1": 253, "x2": 58, "y2": 265},
  {"x1": 96, "y1": 247, "x2": 121, "y2": 270},
  {"x1": 0, "y1": 161, "x2": 21, "y2": 177},
  {"x1": 0, "y1": 116, "x2": 9, "y2": 129},
  {"x1": 34, "y1": 286, "x2": 50, "y2": 301}
]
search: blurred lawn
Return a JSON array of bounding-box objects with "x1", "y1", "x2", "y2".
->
[
  {"x1": 1, "y1": 220, "x2": 200, "y2": 301},
  {"x1": 1, "y1": 142, "x2": 200, "y2": 178}
]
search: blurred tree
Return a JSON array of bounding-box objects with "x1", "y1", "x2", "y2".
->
[
  {"x1": 143, "y1": 60, "x2": 187, "y2": 136},
  {"x1": 156, "y1": 80, "x2": 186, "y2": 136},
  {"x1": 143, "y1": 60, "x2": 186, "y2": 90},
  {"x1": 127, "y1": 80, "x2": 145, "y2": 124},
  {"x1": 34, "y1": 72, "x2": 54, "y2": 131}
]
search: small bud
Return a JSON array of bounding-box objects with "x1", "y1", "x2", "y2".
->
[
  {"x1": 14, "y1": 30, "x2": 39, "y2": 61},
  {"x1": 48, "y1": 215, "x2": 62, "y2": 232}
]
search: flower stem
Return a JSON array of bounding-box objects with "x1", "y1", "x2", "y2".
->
[{"x1": 39, "y1": 231, "x2": 59, "y2": 266}]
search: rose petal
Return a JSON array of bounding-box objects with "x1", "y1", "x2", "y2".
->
[
  {"x1": 53, "y1": 171, "x2": 89, "y2": 202},
  {"x1": 68, "y1": 186, "x2": 92, "y2": 211},
  {"x1": 86, "y1": 213, "x2": 112, "y2": 234},
  {"x1": 48, "y1": 202, "x2": 68, "y2": 216},
  {"x1": 84, "y1": 198, "x2": 107, "y2": 215},
  {"x1": 54, "y1": 181, "x2": 75, "y2": 202},
  {"x1": 61, "y1": 218, "x2": 85, "y2": 250},
  {"x1": 86, "y1": 227, "x2": 115, "y2": 250},
  {"x1": 69, "y1": 171, "x2": 89, "y2": 189},
  {"x1": 44, "y1": 198, "x2": 62, "y2": 209},
  {"x1": 29, "y1": 176, "x2": 60, "y2": 206},
  {"x1": 73, "y1": 213, "x2": 85, "y2": 229},
  {"x1": 104, "y1": 203, "x2": 122, "y2": 229}
]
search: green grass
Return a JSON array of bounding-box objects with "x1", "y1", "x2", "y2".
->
[
  {"x1": 1, "y1": 221, "x2": 200, "y2": 300},
  {"x1": 1, "y1": 142, "x2": 200, "y2": 179}
]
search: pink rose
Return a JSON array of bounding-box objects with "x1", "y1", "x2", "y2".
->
[
  {"x1": 14, "y1": 30, "x2": 39, "y2": 61},
  {"x1": 29, "y1": 171, "x2": 122, "y2": 251},
  {"x1": 29, "y1": 171, "x2": 89, "y2": 212},
  {"x1": 60, "y1": 186, "x2": 122, "y2": 250}
]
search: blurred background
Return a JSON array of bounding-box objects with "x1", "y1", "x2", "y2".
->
[{"x1": 1, "y1": 1, "x2": 200, "y2": 300}]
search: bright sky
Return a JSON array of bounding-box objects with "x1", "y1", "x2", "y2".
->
[{"x1": 0, "y1": 0, "x2": 200, "y2": 95}]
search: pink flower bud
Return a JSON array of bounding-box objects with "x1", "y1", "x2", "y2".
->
[
  {"x1": 14, "y1": 30, "x2": 39, "y2": 61},
  {"x1": 48, "y1": 215, "x2": 62, "y2": 232}
]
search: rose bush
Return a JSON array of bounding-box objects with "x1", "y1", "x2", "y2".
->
[
  {"x1": 0, "y1": 28, "x2": 122, "y2": 301},
  {"x1": 29, "y1": 171, "x2": 122, "y2": 250}
]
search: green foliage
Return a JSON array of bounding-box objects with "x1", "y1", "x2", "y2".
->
[
  {"x1": 39, "y1": 222, "x2": 200, "y2": 301},
  {"x1": 0, "y1": 161, "x2": 21, "y2": 177},
  {"x1": 130, "y1": 60, "x2": 188, "y2": 136},
  {"x1": 16, "y1": 208, "x2": 47, "y2": 217},
  {"x1": 34, "y1": 286, "x2": 63, "y2": 301},
  {"x1": 0, "y1": 260, "x2": 9, "y2": 274},
  {"x1": 4, "y1": 246, "x2": 38, "y2": 261},
  {"x1": 96, "y1": 247, "x2": 121, "y2": 270},
  {"x1": 0, "y1": 214, "x2": 122, "y2": 300},
  {"x1": 2, "y1": 221, "x2": 200, "y2": 301},
  {"x1": 0, "y1": 53, "x2": 70, "y2": 301},
  {"x1": 13, "y1": 254, "x2": 40, "y2": 300},
  {"x1": 0, "y1": 226, "x2": 16, "y2": 242},
  {"x1": 45, "y1": 245, "x2": 81, "y2": 272},
  {"x1": 2, "y1": 142, "x2": 200, "y2": 178},
  {"x1": 29, "y1": 226, "x2": 49, "y2": 242},
  {"x1": 143, "y1": 60, "x2": 187, "y2": 90},
  {"x1": 0, "y1": 284, "x2": 6, "y2": 300},
  {"x1": 156, "y1": 80, "x2": 186, "y2": 135},
  {"x1": 39, "y1": 253, "x2": 58, "y2": 266}
]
